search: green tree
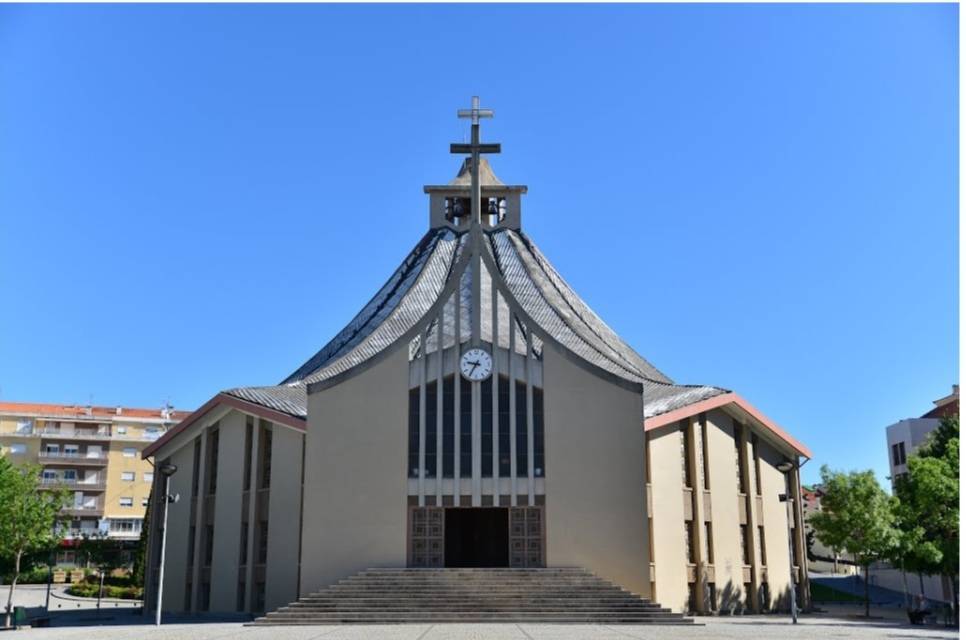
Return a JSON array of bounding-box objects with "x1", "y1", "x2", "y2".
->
[
  {"x1": 809, "y1": 465, "x2": 899, "y2": 617},
  {"x1": 0, "y1": 458, "x2": 69, "y2": 628},
  {"x1": 893, "y1": 415, "x2": 959, "y2": 615}
]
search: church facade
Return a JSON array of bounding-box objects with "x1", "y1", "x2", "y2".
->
[{"x1": 142, "y1": 104, "x2": 811, "y2": 617}]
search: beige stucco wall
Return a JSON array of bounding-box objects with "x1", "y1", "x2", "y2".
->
[
  {"x1": 157, "y1": 441, "x2": 197, "y2": 614},
  {"x1": 648, "y1": 423, "x2": 688, "y2": 611},
  {"x1": 300, "y1": 345, "x2": 410, "y2": 595},
  {"x1": 541, "y1": 347, "x2": 650, "y2": 597},
  {"x1": 705, "y1": 409, "x2": 746, "y2": 613},
  {"x1": 265, "y1": 424, "x2": 304, "y2": 611},
  {"x1": 209, "y1": 410, "x2": 246, "y2": 612},
  {"x1": 758, "y1": 439, "x2": 793, "y2": 609}
]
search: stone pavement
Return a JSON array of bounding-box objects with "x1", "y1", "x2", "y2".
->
[{"x1": 8, "y1": 615, "x2": 959, "y2": 640}]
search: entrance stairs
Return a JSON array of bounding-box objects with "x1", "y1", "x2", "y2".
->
[{"x1": 250, "y1": 567, "x2": 693, "y2": 625}]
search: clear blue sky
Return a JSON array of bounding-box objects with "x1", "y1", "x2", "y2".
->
[{"x1": 0, "y1": 4, "x2": 957, "y2": 486}]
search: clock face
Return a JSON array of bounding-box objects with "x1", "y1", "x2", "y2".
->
[{"x1": 460, "y1": 347, "x2": 493, "y2": 382}]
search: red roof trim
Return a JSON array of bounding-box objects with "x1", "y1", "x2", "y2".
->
[
  {"x1": 142, "y1": 393, "x2": 305, "y2": 459},
  {"x1": 644, "y1": 392, "x2": 812, "y2": 458}
]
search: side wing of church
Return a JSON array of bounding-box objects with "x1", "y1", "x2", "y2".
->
[{"x1": 142, "y1": 103, "x2": 811, "y2": 618}]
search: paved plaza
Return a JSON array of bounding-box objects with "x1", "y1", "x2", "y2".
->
[{"x1": 7, "y1": 617, "x2": 958, "y2": 640}]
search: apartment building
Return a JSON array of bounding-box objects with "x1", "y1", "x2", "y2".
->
[{"x1": 0, "y1": 401, "x2": 190, "y2": 559}]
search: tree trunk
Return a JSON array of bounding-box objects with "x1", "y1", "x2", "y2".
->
[
  {"x1": 4, "y1": 549, "x2": 22, "y2": 629},
  {"x1": 864, "y1": 564, "x2": 871, "y2": 618}
]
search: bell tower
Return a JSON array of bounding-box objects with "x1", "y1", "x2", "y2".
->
[{"x1": 424, "y1": 97, "x2": 527, "y2": 231}]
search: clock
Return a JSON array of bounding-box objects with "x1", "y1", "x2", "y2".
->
[{"x1": 460, "y1": 347, "x2": 493, "y2": 382}]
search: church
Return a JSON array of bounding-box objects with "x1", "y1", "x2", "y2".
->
[{"x1": 142, "y1": 99, "x2": 812, "y2": 621}]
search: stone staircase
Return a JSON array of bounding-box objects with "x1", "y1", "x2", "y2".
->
[{"x1": 250, "y1": 567, "x2": 693, "y2": 625}]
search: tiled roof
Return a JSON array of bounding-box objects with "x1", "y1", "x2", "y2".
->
[
  {"x1": 225, "y1": 225, "x2": 728, "y2": 421},
  {"x1": 0, "y1": 401, "x2": 190, "y2": 421}
]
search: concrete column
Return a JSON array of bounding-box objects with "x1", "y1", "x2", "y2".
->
[
  {"x1": 209, "y1": 412, "x2": 245, "y2": 612},
  {"x1": 738, "y1": 423, "x2": 762, "y2": 612},
  {"x1": 243, "y1": 421, "x2": 261, "y2": 612},
  {"x1": 190, "y1": 430, "x2": 208, "y2": 613},
  {"x1": 686, "y1": 417, "x2": 707, "y2": 613}
]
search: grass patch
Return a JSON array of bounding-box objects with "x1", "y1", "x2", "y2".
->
[{"x1": 811, "y1": 582, "x2": 865, "y2": 603}]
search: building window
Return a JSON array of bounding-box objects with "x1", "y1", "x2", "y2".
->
[
  {"x1": 481, "y1": 378, "x2": 493, "y2": 477},
  {"x1": 705, "y1": 521, "x2": 714, "y2": 565},
  {"x1": 116, "y1": 426, "x2": 127, "y2": 435},
  {"x1": 257, "y1": 521, "x2": 269, "y2": 564},
  {"x1": 204, "y1": 524, "x2": 214, "y2": 567},
  {"x1": 119, "y1": 497, "x2": 133, "y2": 507},
  {"x1": 892, "y1": 442, "x2": 907, "y2": 466},
  {"x1": 206, "y1": 428, "x2": 219, "y2": 495},
  {"x1": 684, "y1": 522, "x2": 696, "y2": 564},
  {"x1": 187, "y1": 526, "x2": 196, "y2": 567},
  {"x1": 7, "y1": 444, "x2": 26, "y2": 455},
  {"x1": 681, "y1": 422, "x2": 693, "y2": 489},
  {"x1": 706, "y1": 582, "x2": 718, "y2": 611},
  {"x1": 15, "y1": 419, "x2": 33, "y2": 434},
  {"x1": 144, "y1": 427, "x2": 161, "y2": 441},
  {"x1": 237, "y1": 580, "x2": 246, "y2": 612},
  {"x1": 533, "y1": 386, "x2": 545, "y2": 477},
  {"x1": 244, "y1": 416, "x2": 254, "y2": 489},
  {"x1": 407, "y1": 389, "x2": 419, "y2": 478},
  {"x1": 109, "y1": 519, "x2": 141, "y2": 534},
  {"x1": 123, "y1": 447, "x2": 136, "y2": 458},
  {"x1": 239, "y1": 524, "x2": 248, "y2": 565},
  {"x1": 144, "y1": 472, "x2": 154, "y2": 482},
  {"x1": 498, "y1": 376, "x2": 511, "y2": 476},
  {"x1": 191, "y1": 438, "x2": 201, "y2": 497},
  {"x1": 752, "y1": 436, "x2": 763, "y2": 496},
  {"x1": 121, "y1": 472, "x2": 135, "y2": 482},
  {"x1": 460, "y1": 377, "x2": 472, "y2": 478},
  {"x1": 260, "y1": 426, "x2": 272, "y2": 489},
  {"x1": 734, "y1": 424, "x2": 748, "y2": 494},
  {"x1": 141, "y1": 497, "x2": 149, "y2": 507},
  {"x1": 758, "y1": 525, "x2": 767, "y2": 565},
  {"x1": 515, "y1": 380, "x2": 528, "y2": 477},
  {"x1": 699, "y1": 415, "x2": 710, "y2": 491},
  {"x1": 740, "y1": 524, "x2": 751, "y2": 565},
  {"x1": 424, "y1": 381, "x2": 437, "y2": 477},
  {"x1": 442, "y1": 376, "x2": 455, "y2": 477}
]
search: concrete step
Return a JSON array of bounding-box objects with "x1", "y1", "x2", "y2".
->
[{"x1": 249, "y1": 567, "x2": 691, "y2": 626}]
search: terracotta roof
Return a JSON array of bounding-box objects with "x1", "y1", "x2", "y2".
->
[{"x1": 0, "y1": 401, "x2": 190, "y2": 421}]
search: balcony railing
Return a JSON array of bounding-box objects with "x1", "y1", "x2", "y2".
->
[
  {"x1": 62, "y1": 504, "x2": 104, "y2": 516},
  {"x1": 39, "y1": 451, "x2": 108, "y2": 464},
  {"x1": 38, "y1": 428, "x2": 112, "y2": 440},
  {"x1": 8, "y1": 428, "x2": 163, "y2": 442},
  {"x1": 40, "y1": 478, "x2": 106, "y2": 491}
]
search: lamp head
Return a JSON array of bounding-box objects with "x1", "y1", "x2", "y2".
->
[
  {"x1": 160, "y1": 463, "x2": 178, "y2": 477},
  {"x1": 776, "y1": 460, "x2": 795, "y2": 473}
]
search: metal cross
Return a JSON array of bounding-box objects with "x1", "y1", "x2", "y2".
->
[{"x1": 451, "y1": 96, "x2": 501, "y2": 227}]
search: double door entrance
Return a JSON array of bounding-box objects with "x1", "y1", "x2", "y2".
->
[{"x1": 409, "y1": 506, "x2": 544, "y2": 568}]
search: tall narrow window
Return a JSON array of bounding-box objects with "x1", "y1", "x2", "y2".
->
[
  {"x1": 752, "y1": 435, "x2": 762, "y2": 496},
  {"x1": 207, "y1": 428, "x2": 219, "y2": 495},
  {"x1": 758, "y1": 525, "x2": 767, "y2": 565},
  {"x1": 681, "y1": 422, "x2": 693, "y2": 489},
  {"x1": 408, "y1": 389, "x2": 420, "y2": 478},
  {"x1": 243, "y1": 416, "x2": 254, "y2": 490},
  {"x1": 481, "y1": 378, "x2": 493, "y2": 477},
  {"x1": 533, "y1": 387, "x2": 545, "y2": 477},
  {"x1": 257, "y1": 521, "x2": 269, "y2": 564},
  {"x1": 515, "y1": 380, "x2": 528, "y2": 477},
  {"x1": 239, "y1": 524, "x2": 248, "y2": 565},
  {"x1": 191, "y1": 439, "x2": 201, "y2": 497},
  {"x1": 459, "y1": 376, "x2": 472, "y2": 478},
  {"x1": 740, "y1": 524, "x2": 751, "y2": 565},
  {"x1": 734, "y1": 424, "x2": 748, "y2": 494},
  {"x1": 498, "y1": 376, "x2": 510, "y2": 476},
  {"x1": 204, "y1": 524, "x2": 214, "y2": 567},
  {"x1": 442, "y1": 376, "x2": 455, "y2": 478},
  {"x1": 700, "y1": 415, "x2": 710, "y2": 491},
  {"x1": 260, "y1": 426, "x2": 272, "y2": 490},
  {"x1": 684, "y1": 522, "x2": 696, "y2": 563},
  {"x1": 898, "y1": 441, "x2": 906, "y2": 464},
  {"x1": 425, "y1": 381, "x2": 437, "y2": 477},
  {"x1": 704, "y1": 521, "x2": 714, "y2": 564}
]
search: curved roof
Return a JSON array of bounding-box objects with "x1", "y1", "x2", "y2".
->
[{"x1": 222, "y1": 225, "x2": 727, "y2": 420}]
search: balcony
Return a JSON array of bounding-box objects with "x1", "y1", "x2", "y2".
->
[
  {"x1": 40, "y1": 478, "x2": 106, "y2": 491},
  {"x1": 39, "y1": 451, "x2": 108, "y2": 465},
  {"x1": 62, "y1": 502, "x2": 104, "y2": 517},
  {"x1": 38, "y1": 428, "x2": 111, "y2": 441}
]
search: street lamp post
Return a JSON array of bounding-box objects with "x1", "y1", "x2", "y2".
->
[
  {"x1": 155, "y1": 463, "x2": 178, "y2": 627},
  {"x1": 777, "y1": 459, "x2": 799, "y2": 625}
]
